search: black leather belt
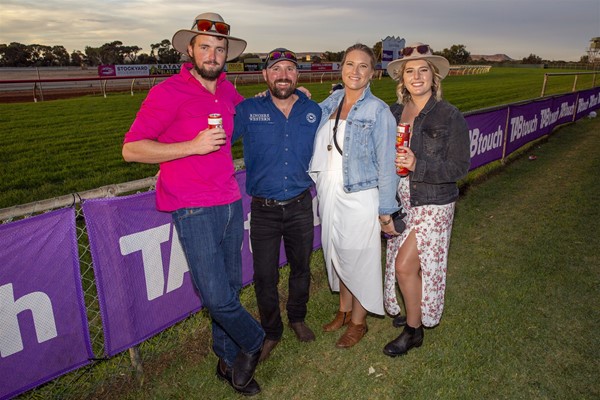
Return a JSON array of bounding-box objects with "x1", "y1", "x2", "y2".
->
[{"x1": 252, "y1": 189, "x2": 309, "y2": 207}]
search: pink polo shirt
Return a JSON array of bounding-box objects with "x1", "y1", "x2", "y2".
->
[{"x1": 124, "y1": 63, "x2": 244, "y2": 211}]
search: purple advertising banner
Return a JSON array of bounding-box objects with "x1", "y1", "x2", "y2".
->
[
  {"x1": 549, "y1": 93, "x2": 578, "y2": 128},
  {"x1": 505, "y1": 98, "x2": 553, "y2": 156},
  {"x1": 83, "y1": 190, "x2": 202, "y2": 357},
  {"x1": 465, "y1": 107, "x2": 508, "y2": 170},
  {"x1": 574, "y1": 87, "x2": 600, "y2": 120},
  {"x1": 83, "y1": 170, "x2": 322, "y2": 357},
  {"x1": 0, "y1": 208, "x2": 92, "y2": 400}
]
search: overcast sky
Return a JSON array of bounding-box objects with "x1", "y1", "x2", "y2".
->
[{"x1": 1, "y1": 0, "x2": 598, "y2": 62}]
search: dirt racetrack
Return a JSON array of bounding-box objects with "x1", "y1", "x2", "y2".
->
[
  {"x1": 0, "y1": 66, "x2": 342, "y2": 103},
  {"x1": 0, "y1": 67, "x2": 162, "y2": 103}
]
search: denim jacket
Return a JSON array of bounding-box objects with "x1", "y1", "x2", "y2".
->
[
  {"x1": 390, "y1": 96, "x2": 471, "y2": 206},
  {"x1": 312, "y1": 85, "x2": 400, "y2": 215}
]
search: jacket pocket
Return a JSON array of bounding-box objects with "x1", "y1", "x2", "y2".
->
[{"x1": 422, "y1": 127, "x2": 450, "y2": 158}]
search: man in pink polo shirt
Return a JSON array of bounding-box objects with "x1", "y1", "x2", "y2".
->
[{"x1": 122, "y1": 12, "x2": 264, "y2": 396}]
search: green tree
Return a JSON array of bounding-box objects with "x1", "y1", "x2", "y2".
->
[
  {"x1": 70, "y1": 50, "x2": 86, "y2": 66},
  {"x1": 29, "y1": 44, "x2": 51, "y2": 66},
  {"x1": 99, "y1": 41, "x2": 125, "y2": 64},
  {"x1": 0, "y1": 42, "x2": 31, "y2": 66},
  {"x1": 522, "y1": 54, "x2": 542, "y2": 64},
  {"x1": 322, "y1": 51, "x2": 344, "y2": 62},
  {"x1": 151, "y1": 40, "x2": 181, "y2": 64},
  {"x1": 438, "y1": 44, "x2": 470, "y2": 65},
  {"x1": 122, "y1": 45, "x2": 142, "y2": 63},
  {"x1": 137, "y1": 53, "x2": 157, "y2": 64},
  {"x1": 84, "y1": 46, "x2": 102, "y2": 66},
  {"x1": 51, "y1": 45, "x2": 70, "y2": 66}
]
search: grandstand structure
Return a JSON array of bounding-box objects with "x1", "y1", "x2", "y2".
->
[{"x1": 587, "y1": 37, "x2": 600, "y2": 63}]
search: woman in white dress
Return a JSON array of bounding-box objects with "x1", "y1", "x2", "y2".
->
[
  {"x1": 309, "y1": 43, "x2": 400, "y2": 348},
  {"x1": 381, "y1": 43, "x2": 471, "y2": 357}
]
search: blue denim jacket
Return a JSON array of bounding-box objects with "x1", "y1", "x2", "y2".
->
[
  {"x1": 390, "y1": 96, "x2": 471, "y2": 206},
  {"x1": 313, "y1": 85, "x2": 400, "y2": 215}
]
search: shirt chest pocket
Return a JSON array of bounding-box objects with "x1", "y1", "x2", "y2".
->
[
  {"x1": 348, "y1": 119, "x2": 374, "y2": 147},
  {"x1": 248, "y1": 123, "x2": 279, "y2": 154}
]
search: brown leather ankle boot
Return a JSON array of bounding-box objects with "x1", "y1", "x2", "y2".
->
[
  {"x1": 323, "y1": 311, "x2": 352, "y2": 332},
  {"x1": 335, "y1": 321, "x2": 368, "y2": 348}
]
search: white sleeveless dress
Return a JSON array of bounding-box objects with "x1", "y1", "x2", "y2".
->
[{"x1": 310, "y1": 119, "x2": 384, "y2": 315}]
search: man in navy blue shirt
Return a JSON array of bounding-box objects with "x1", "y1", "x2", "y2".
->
[{"x1": 233, "y1": 48, "x2": 321, "y2": 362}]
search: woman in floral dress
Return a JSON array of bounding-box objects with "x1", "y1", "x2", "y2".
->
[{"x1": 382, "y1": 43, "x2": 471, "y2": 357}]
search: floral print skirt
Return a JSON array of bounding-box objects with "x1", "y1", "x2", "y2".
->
[{"x1": 384, "y1": 177, "x2": 455, "y2": 327}]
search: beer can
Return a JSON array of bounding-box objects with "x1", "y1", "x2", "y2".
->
[
  {"x1": 208, "y1": 113, "x2": 222, "y2": 129},
  {"x1": 396, "y1": 123, "x2": 411, "y2": 177}
]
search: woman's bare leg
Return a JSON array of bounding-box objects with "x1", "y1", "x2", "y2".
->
[{"x1": 395, "y1": 230, "x2": 422, "y2": 327}]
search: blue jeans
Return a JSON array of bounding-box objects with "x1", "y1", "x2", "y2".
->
[{"x1": 172, "y1": 200, "x2": 264, "y2": 366}]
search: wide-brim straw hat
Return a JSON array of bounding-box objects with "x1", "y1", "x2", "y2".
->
[
  {"x1": 386, "y1": 42, "x2": 450, "y2": 80},
  {"x1": 172, "y1": 12, "x2": 247, "y2": 61}
]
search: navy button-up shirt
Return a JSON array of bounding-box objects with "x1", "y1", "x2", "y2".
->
[{"x1": 233, "y1": 90, "x2": 321, "y2": 201}]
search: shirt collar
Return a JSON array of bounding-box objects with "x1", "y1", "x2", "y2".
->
[{"x1": 261, "y1": 88, "x2": 306, "y2": 104}]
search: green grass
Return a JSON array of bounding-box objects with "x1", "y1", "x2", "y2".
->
[{"x1": 0, "y1": 67, "x2": 596, "y2": 209}]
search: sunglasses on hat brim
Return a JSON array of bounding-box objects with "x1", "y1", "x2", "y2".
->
[
  {"x1": 266, "y1": 50, "x2": 297, "y2": 65},
  {"x1": 399, "y1": 44, "x2": 431, "y2": 58},
  {"x1": 193, "y1": 19, "x2": 230, "y2": 35}
]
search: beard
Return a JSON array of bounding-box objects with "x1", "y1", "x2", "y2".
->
[
  {"x1": 193, "y1": 59, "x2": 224, "y2": 81},
  {"x1": 268, "y1": 79, "x2": 296, "y2": 99}
]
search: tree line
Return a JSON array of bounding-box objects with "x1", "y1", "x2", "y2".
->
[
  {"x1": 1, "y1": 40, "x2": 575, "y2": 68},
  {"x1": 0, "y1": 40, "x2": 181, "y2": 67}
]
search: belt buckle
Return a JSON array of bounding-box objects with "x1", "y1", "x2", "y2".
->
[{"x1": 265, "y1": 198, "x2": 278, "y2": 207}]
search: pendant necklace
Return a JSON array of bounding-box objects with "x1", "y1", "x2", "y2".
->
[{"x1": 327, "y1": 120, "x2": 333, "y2": 151}]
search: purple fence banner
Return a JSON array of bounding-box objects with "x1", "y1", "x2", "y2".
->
[
  {"x1": 83, "y1": 170, "x2": 322, "y2": 357},
  {"x1": 465, "y1": 107, "x2": 508, "y2": 170},
  {"x1": 548, "y1": 93, "x2": 578, "y2": 128},
  {"x1": 0, "y1": 208, "x2": 92, "y2": 400},
  {"x1": 505, "y1": 98, "x2": 553, "y2": 156},
  {"x1": 575, "y1": 87, "x2": 600, "y2": 120},
  {"x1": 83, "y1": 191, "x2": 202, "y2": 357}
]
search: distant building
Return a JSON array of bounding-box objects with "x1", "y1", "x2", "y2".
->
[
  {"x1": 587, "y1": 37, "x2": 600, "y2": 63},
  {"x1": 381, "y1": 36, "x2": 406, "y2": 69}
]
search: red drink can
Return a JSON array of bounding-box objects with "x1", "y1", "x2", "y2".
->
[
  {"x1": 208, "y1": 113, "x2": 222, "y2": 129},
  {"x1": 396, "y1": 123, "x2": 411, "y2": 177}
]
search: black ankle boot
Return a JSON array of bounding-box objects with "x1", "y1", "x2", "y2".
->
[{"x1": 383, "y1": 324, "x2": 424, "y2": 357}]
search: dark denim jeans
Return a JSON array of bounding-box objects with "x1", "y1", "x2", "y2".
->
[
  {"x1": 172, "y1": 200, "x2": 264, "y2": 366},
  {"x1": 250, "y1": 191, "x2": 314, "y2": 340}
]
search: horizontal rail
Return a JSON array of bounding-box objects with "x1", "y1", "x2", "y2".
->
[{"x1": 0, "y1": 159, "x2": 245, "y2": 221}]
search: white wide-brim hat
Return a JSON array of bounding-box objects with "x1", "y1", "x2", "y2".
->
[
  {"x1": 172, "y1": 12, "x2": 247, "y2": 61},
  {"x1": 386, "y1": 42, "x2": 450, "y2": 80}
]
